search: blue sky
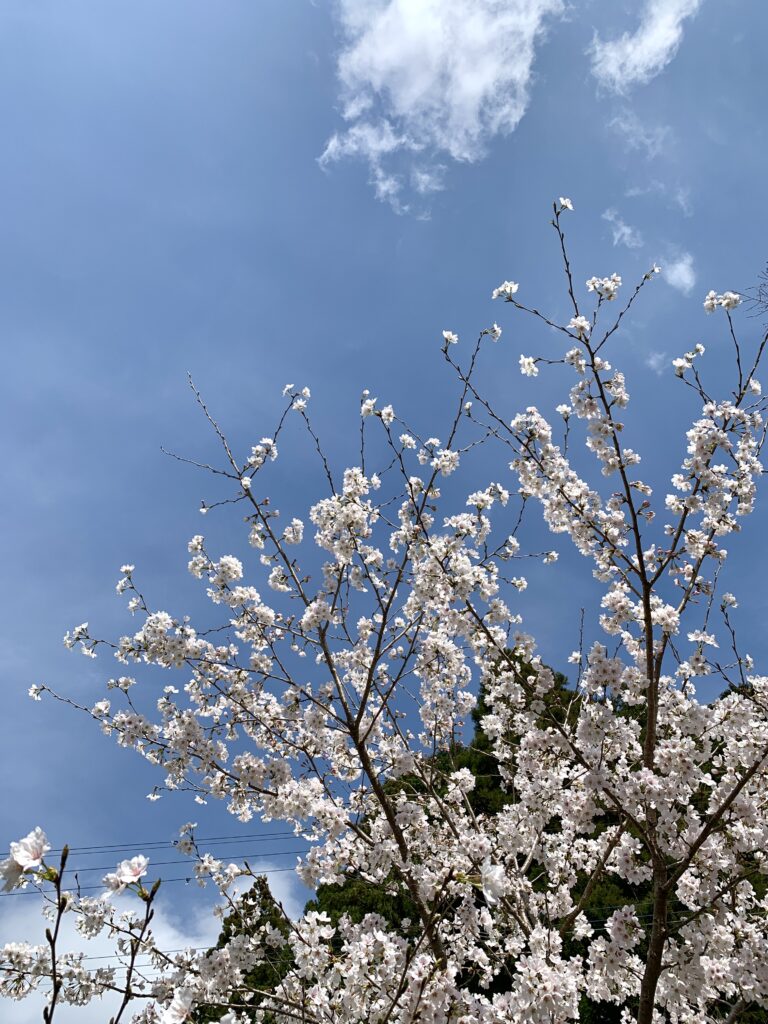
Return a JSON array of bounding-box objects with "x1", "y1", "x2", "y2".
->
[{"x1": 1, "y1": 1, "x2": 767, "y2": 1015}]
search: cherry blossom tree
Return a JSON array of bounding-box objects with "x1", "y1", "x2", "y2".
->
[{"x1": 3, "y1": 200, "x2": 768, "y2": 1024}]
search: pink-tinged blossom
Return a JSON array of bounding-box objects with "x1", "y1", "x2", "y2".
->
[
  {"x1": 116, "y1": 855, "x2": 149, "y2": 885},
  {"x1": 10, "y1": 828, "x2": 50, "y2": 870},
  {"x1": 0, "y1": 828, "x2": 50, "y2": 892}
]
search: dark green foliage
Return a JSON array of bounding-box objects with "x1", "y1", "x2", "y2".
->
[
  {"x1": 305, "y1": 873, "x2": 421, "y2": 943},
  {"x1": 193, "y1": 876, "x2": 292, "y2": 1023}
]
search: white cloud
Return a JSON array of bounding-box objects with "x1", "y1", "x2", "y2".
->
[
  {"x1": 0, "y1": 889, "x2": 219, "y2": 1023},
  {"x1": 645, "y1": 350, "x2": 668, "y2": 375},
  {"x1": 0, "y1": 866, "x2": 310, "y2": 1022},
  {"x1": 609, "y1": 109, "x2": 672, "y2": 159},
  {"x1": 590, "y1": 0, "x2": 703, "y2": 93},
  {"x1": 664, "y1": 251, "x2": 697, "y2": 294},
  {"x1": 602, "y1": 208, "x2": 644, "y2": 249},
  {"x1": 320, "y1": 0, "x2": 564, "y2": 211},
  {"x1": 261, "y1": 864, "x2": 313, "y2": 922}
]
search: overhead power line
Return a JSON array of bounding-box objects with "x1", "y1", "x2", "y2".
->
[
  {"x1": 0, "y1": 830, "x2": 304, "y2": 858},
  {"x1": 62, "y1": 847, "x2": 307, "y2": 875},
  {"x1": 0, "y1": 865, "x2": 300, "y2": 897}
]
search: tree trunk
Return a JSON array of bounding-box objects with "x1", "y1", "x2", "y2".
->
[{"x1": 637, "y1": 865, "x2": 668, "y2": 1024}]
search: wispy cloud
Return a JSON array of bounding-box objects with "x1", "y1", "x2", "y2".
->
[
  {"x1": 645, "y1": 350, "x2": 668, "y2": 375},
  {"x1": 602, "y1": 208, "x2": 644, "y2": 249},
  {"x1": 590, "y1": 0, "x2": 703, "y2": 93},
  {"x1": 663, "y1": 251, "x2": 697, "y2": 294},
  {"x1": 320, "y1": 119, "x2": 413, "y2": 207},
  {"x1": 609, "y1": 109, "x2": 672, "y2": 160},
  {"x1": 320, "y1": 0, "x2": 564, "y2": 212},
  {"x1": 411, "y1": 165, "x2": 446, "y2": 196},
  {"x1": 626, "y1": 179, "x2": 692, "y2": 215}
]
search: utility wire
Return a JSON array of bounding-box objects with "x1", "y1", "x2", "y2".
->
[
  {"x1": 0, "y1": 866, "x2": 299, "y2": 897},
  {"x1": 16, "y1": 830, "x2": 302, "y2": 858},
  {"x1": 61, "y1": 847, "x2": 308, "y2": 875}
]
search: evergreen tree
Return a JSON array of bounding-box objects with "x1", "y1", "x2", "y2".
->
[{"x1": 193, "y1": 876, "x2": 292, "y2": 1023}]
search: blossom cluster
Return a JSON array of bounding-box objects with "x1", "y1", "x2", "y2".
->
[
  {"x1": 703, "y1": 289, "x2": 741, "y2": 313},
  {"x1": 586, "y1": 273, "x2": 621, "y2": 301}
]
